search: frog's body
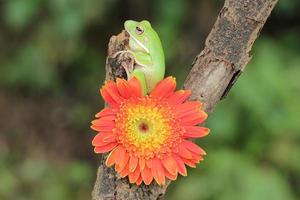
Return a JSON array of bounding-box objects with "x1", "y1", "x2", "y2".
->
[{"x1": 123, "y1": 20, "x2": 165, "y2": 94}]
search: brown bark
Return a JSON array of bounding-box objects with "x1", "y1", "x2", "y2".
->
[{"x1": 92, "y1": 0, "x2": 278, "y2": 199}]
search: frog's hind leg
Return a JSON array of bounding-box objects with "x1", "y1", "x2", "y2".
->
[{"x1": 131, "y1": 69, "x2": 147, "y2": 95}]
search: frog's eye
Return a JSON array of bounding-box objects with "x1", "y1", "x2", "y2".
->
[{"x1": 135, "y1": 26, "x2": 144, "y2": 35}]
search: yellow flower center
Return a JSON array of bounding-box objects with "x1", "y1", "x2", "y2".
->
[{"x1": 114, "y1": 97, "x2": 183, "y2": 159}]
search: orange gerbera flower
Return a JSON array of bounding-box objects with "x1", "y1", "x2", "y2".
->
[{"x1": 91, "y1": 76, "x2": 209, "y2": 185}]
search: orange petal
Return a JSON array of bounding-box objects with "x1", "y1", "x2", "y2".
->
[
  {"x1": 115, "y1": 146, "x2": 126, "y2": 164},
  {"x1": 128, "y1": 77, "x2": 142, "y2": 97},
  {"x1": 191, "y1": 151, "x2": 203, "y2": 162},
  {"x1": 91, "y1": 118, "x2": 115, "y2": 127},
  {"x1": 183, "y1": 140, "x2": 206, "y2": 155},
  {"x1": 164, "y1": 168, "x2": 177, "y2": 181},
  {"x1": 175, "y1": 106, "x2": 201, "y2": 118},
  {"x1": 177, "y1": 143, "x2": 193, "y2": 159},
  {"x1": 100, "y1": 87, "x2": 118, "y2": 107},
  {"x1": 139, "y1": 157, "x2": 146, "y2": 171},
  {"x1": 167, "y1": 90, "x2": 191, "y2": 105},
  {"x1": 184, "y1": 126, "x2": 210, "y2": 138},
  {"x1": 92, "y1": 133, "x2": 116, "y2": 146},
  {"x1": 114, "y1": 147, "x2": 129, "y2": 172},
  {"x1": 151, "y1": 158, "x2": 166, "y2": 185},
  {"x1": 181, "y1": 158, "x2": 197, "y2": 168},
  {"x1": 173, "y1": 154, "x2": 187, "y2": 176},
  {"x1": 146, "y1": 159, "x2": 153, "y2": 169},
  {"x1": 105, "y1": 148, "x2": 117, "y2": 167},
  {"x1": 141, "y1": 166, "x2": 153, "y2": 185},
  {"x1": 129, "y1": 156, "x2": 139, "y2": 172},
  {"x1": 95, "y1": 108, "x2": 115, "y2": 118},
  {"x1": 174, "y1": 101, "x2": 201, "y2": 116},
  {"x1": 150, "y1": 76, "x2": 176, "y2": 98},
  {"x1": 115, "y1": 164, "x2": 121, "y2": 171},
  {"x1": 136, "y1": 175, "x2": 143, "y2": 185},
  {"x1": 116, "y1": 78, "x2": 132, "y2": 99},
  {"x1": 128, "y1": 165, "x2": 140, "y2": 184},
  {"x1": 105, "y1": 81, "x2": 123, "y2": 104},
  {"x1": 98, "y1": 115, "x2": 116, "y2": 122},
  {"x1": 91, "y1": 118, "x2": 115, "y2": 133},
  {"x1": 94, "y1": 143, "x2": 117, "y2": 153},
  {"x1": 180, "y1": 111, "x2": 208, "y2": 126},
  {"x1": 120, "y1": 153, "x2": 130, "y2": 172},
  {"x1": 119, "y1": 164, "x2": 130, "y2": 178},
  {"x1": 91, "y1": 124, "x2": 113, "y2": 132},
  {"x1": 161, "y1": 156, "x2": 177, "y2": 175}
]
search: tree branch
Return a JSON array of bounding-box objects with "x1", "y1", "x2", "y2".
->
[
  {"x1": 184, "y1": 0, "x2": 277, "y2": 112},
  {"x1": 92, "y1": 0, "x2": 278, "y2": 199}
]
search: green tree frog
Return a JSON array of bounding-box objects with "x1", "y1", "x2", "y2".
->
[{"x1": 117, "y1": 20, "x2": 165, "y2": 95}]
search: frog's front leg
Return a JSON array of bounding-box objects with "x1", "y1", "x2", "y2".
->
[
  {"x1": 112, "y1": 50, "x2": 135, "y2": 79},
  {"x1": 113, "y1": 50, "x2": 151, "y2": 95}
]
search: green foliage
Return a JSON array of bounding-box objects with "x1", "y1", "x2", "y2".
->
[
  {"x1": 0, "y1": 155, "x2": 93, "y2": 200},
  {"x1": 167, "y1": 150, "x2": 296, "y2": 200},
  {"x1": 4, "y1": 0, "x2": 42, "y2": 30}
]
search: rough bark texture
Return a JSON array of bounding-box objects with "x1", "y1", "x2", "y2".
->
[
  {"x1": 184, "y1": 0, "x2": 277, "y2": 112},
  {"x1": 92, "y1": 0, "x2": 278, "y2": 199}
]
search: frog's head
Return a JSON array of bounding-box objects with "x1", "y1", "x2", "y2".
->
[{"x1": 124, "y1": 20, "x2": 156, "y2": 54}]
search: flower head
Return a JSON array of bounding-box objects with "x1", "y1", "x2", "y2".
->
[{"x1": 91, "y1": 77, "x2": 209, "y2": 185}]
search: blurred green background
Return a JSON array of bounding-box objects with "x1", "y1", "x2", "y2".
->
[{"x1": 0, "y1": 0, "x2": 299, "y2": 199}]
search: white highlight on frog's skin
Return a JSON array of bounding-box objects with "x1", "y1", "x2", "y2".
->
[{"x1": 126, "y1": 29, "x2": 150, "y2": 54}]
